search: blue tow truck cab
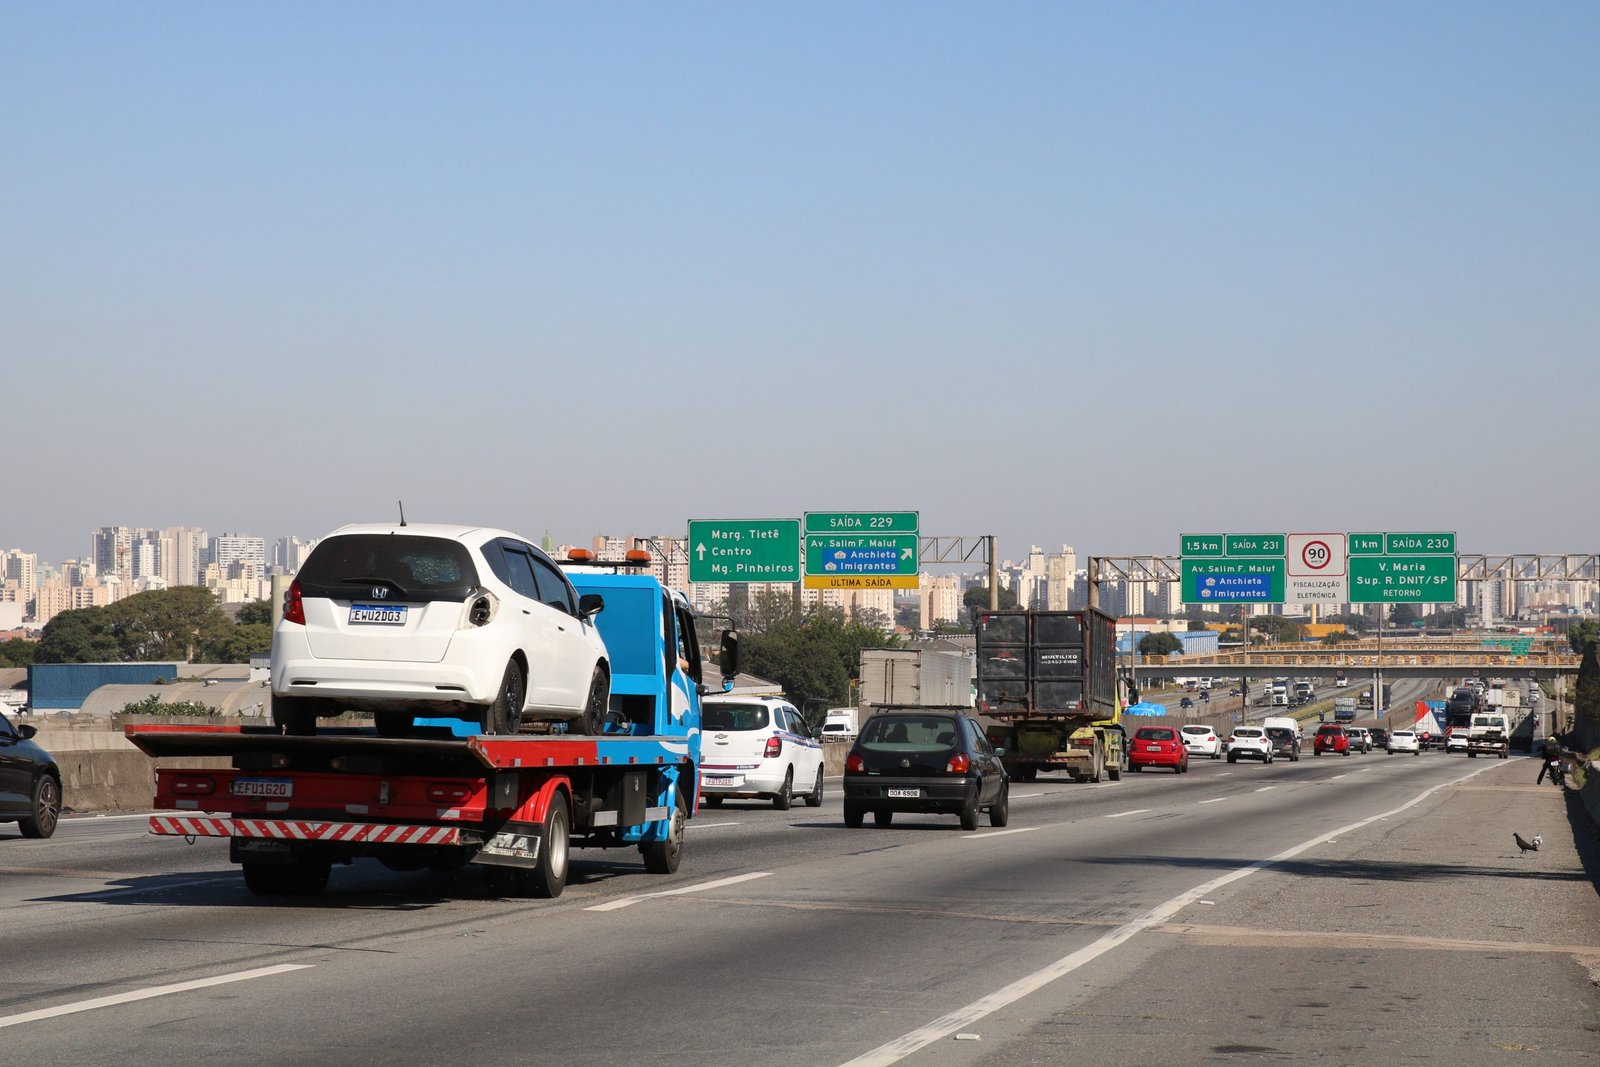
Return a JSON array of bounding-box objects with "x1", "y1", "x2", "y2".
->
[{"x1": 131, "y1": 557, "x2": 739, "y2": 900}]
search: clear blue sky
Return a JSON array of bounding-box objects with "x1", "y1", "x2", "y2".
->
[{"x1": 5, "y1": 2, "x2": 1596, "y2": 566}]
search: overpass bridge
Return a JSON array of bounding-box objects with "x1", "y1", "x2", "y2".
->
[{"x1": 1132, "y1": 643, "x2": 1579, "y2": 683}]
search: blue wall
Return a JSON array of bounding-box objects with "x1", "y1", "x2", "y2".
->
[
  {"x1": 28, "y1": 662, "x2": 179, "y2": 709},
  {"x1": 1119, "y1": 630, "x2": 1220, "y2": 656}
]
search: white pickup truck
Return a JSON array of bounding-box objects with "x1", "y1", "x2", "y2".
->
[{"x1": 1466, "y1": 712, "x2": 1510, "y2": 759}]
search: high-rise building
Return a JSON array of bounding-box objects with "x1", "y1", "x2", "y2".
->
[
  {"x1": 210, "y1": 533, "x2": 266, "y2": 574},
  {"x1": 92, "y1": 526, "x2": 134, "y2": 580},
  {"x1": 919, "y1": 573, "x2": 963, "y2": 629},
  {"x1": 1046, "y1": 546, "x2": 1077, "y2": 610},
  {"x1": 272, "y1": 536, "x2": 316, "y2": 574},
  {"x1": 2, "y1": 550, "x2": 37, "y2": 600}
]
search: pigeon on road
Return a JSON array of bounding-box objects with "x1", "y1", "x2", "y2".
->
[{"x1": 1513, "y1": 832, "x2": 1542, "y2": 854}]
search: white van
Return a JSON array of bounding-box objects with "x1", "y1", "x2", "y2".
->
[
  {"x1": 820, "y1": 707, "x2": 860, "y2": 742},
  {"x1": 1260, "y1": 716, "x2": 1301, "y2": 737}
]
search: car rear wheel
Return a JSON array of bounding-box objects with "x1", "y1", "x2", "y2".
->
[
  {"x1": 959, "y1": 791, "x2": 980, "y2": 831},
  {"x1": 486, "y1": 662, "x2": 524, "y2": 735},
  {"x1": 772, "y1": 769, "x2": 793, "y2": 811},
  {"x1": 19, "y1": 774, "x2": 60, "y2": 839},
  {"x1": 873, "y1": 809, "x2": 893, "y2": 828},
  {"x1": 703, "y1": 796, "x2": 723, "y2": 808},
  {"x1": 575, "y1": 667, "x2": 608, "y2": 735},
  {"x1": 805, "y1": 767, "x2": 824, "y2": 808},
  {"x1": 988, "y1": 781, "x2": 1009, "y2": 827},
  {"x1": 843, "y1": 802, "x2": 865, "y2": 828}
]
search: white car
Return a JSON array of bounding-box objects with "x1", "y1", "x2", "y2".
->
[
  {"x1": 699, "y1": 697, "x2": 825, "y2": 810},
  {"x1": 1226, "y1": 726, "x2": 1274, "y2": 764},
  {"x1": 1179, "y1": 724, "x2": 1223, "y2": 759},
  {"x1": 1387, "y1": 730, "x2": 1421, "y2": 754},
  {"x1": 271, "y1": 524, "x2": 610, "y2": 737},
  {"x1": 1446, "y1": 730, "x2": 1470, "y2": 754}
]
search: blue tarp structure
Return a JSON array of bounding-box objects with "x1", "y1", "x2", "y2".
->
[{"x1": 1124, "y1": 701, "x2": 1168, "y2": 716}]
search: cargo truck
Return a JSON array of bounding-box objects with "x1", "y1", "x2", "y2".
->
[
  {"x1": 974, "y1": 608, "x2": 1129, "y2": 783},
  {"x1": 129, "y1": 556, "x2": 738, "y2": 899},
  {"x1": 1466, "y1": 710, "x2": 1511, "y2": 759}
]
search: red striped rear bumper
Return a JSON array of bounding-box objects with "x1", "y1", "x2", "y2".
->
[{"x1": 149, "y1": 815, "x2": 464, "y2": 846}]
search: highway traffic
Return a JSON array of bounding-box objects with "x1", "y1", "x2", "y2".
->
[{"x1": 5, "y1": 743, "x2": 1595, "y2": 1065}]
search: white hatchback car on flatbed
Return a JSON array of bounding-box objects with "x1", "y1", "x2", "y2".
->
[
  {"x1": 699, "y1": 696, "x2": 825, "y2": 810},
  {"x1": 271, "y1": 524, "x2": 610, "y2": 737}
]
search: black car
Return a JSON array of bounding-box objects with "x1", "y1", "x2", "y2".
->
[
  {"x1": 1369, "y1": 728, "x2": 1390, "y2": 749},
  {"x1": 1, "y1": 715, "x2": 61, "y2": 838},
  {"x1": 843, "y1": 711, "x2": 1008, "y2": 831},
  {"x1": 1264, "y1": 725, "x2": 1301, "y2": 762}
]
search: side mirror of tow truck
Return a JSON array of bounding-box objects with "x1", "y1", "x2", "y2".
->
[{"x1": 718, "y1": 630, "x2": 741, "y2": 693}]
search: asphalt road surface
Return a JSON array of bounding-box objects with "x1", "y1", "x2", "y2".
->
[{"x1": 3, "y1": 748, "x2": 1597, "y2": 1066}]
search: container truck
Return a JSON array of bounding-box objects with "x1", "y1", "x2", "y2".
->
[
  {"x1": 129, "y1": 556, "x2": 739, "y2": 899},
  {"x1": 974, "y1": 608, "x2": 1129, "y2": 783},
  {"x1": 860, "y1": 648, "x2": 971, "y2": 709}
]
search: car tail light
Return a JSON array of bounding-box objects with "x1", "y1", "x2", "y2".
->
[
  {"x1": 467, "y1": 591, "x2": 498, "y2": 627},
  {"x1": 946, "y1": 753, "x2": 971, "y2": 774},
  {"x1": 846, "y1": 752, "x2": 864, "y2": 773},
  {"x1": 1227, "y1": 736, "x2": 1235, "y2": 744},
  {"x1": 763, "y1": 736, "x2": 782, "y2": 759},
  {"x1": 169, "y1": 775, "x2": 215, "y2": 796},
  {"x1": 282, "y1": 580, "x2": 305, "y2": 626},
  {"x1": 427, "y1": 783, "x2": 472, "y2": 803}
]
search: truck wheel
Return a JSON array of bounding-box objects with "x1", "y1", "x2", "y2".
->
[
  {"x1": 1468, "y1": 751, "x2": 1477, "y2": 759},
  {"x1": 272, "y1": 696, "x2": 317, "y2": 736},
  {"x1": 486, "y1": 662, "x2": 523, "y2": 735},
  {"x1": 18, "y1": 773, "x2": 60, "y2": 839},
  {"x1": 641, "y1": 793, "x2": 687, "y2": 874},
  {"x1": 242, "y1": 857, "x2": 331, "y2": 897},
  {"x1": 844, "y1": 802, "x2": 865, "y2": 828},
  {"x1": 528, "y1": 798, "x2": 570, "y2": 898},
  {"x1": 1011, "y1": 767, "x2": 1037, "y2": 783},
  {"x1": 772, "y1": 769, "x2": 793, "y2": 811},
  {"x1": 1088, "y1": 744, "x2": 1103, "y2": 783},
  {"x1": 574, "y1": 667, "x2": 609, "y2": 735},
  {"x1": 1107, "y1": 760, "x2": 1121, "y2": 782},
  {"x1": 988, "y1": 782, "x2": 1009, "y2": 828},
  {"x1": 805, "y1": 767, "x2": 824, "y2": 808}
]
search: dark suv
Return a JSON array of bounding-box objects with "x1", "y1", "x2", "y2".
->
[{"x1": 1264, "y1": 726, "x2": 1301, "y2": 762}]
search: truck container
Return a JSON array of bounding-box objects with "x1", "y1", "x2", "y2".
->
[
  {"x1": 130, "y1": 558, "x2": 738, "y2": 899},
  {"x1": 1333, "y1": 697, "x2": 1357, "y2": 723},
  {"x1": 860, "y1": 648, "x2": 971, "y2": 709},
  {"x1": 974, "y1": 608, "x2": 1129, "y2": 783}
]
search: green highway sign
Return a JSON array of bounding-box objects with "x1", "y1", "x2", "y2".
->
[
  {"x1": 1383, "y1": 532, "x2": 1455, "y2": 555},
  {"x1": 1348, "y1": 533, "x2": 1385, "y2": 555},
  {"x1": 687, "y1": 519, "x2": 801, "y2": 584},
  {"x1": 1225, "y1": 533, "x2": 1285, "y2": 556},
  {"x1": 804, "y1": 510, "x2": 919, "y2": 535},
  {"x1": 1180, "y1": 534, "x2": 1225, "y2": 557},
  {"x1": 1349, "y1": 554, "x2": 1457, "y2": 603}
]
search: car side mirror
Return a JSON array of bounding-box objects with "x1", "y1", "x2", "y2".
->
[
  {"x1": 578, "y1": 593, "x2": 604, "y2": 620},
  {"x1": 995, "y1": 747, "x2": 1006, "y2": 758},
  {"x1": 17, "y1": 723, "x2": 36, "y2": 740}
]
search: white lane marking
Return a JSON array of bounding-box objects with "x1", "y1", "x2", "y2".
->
[
  {"x1": 960, "y1": 828, "x2": 1038, "y2": 841},
  {"x1": 1255, "y1": 786, "x2": 1277, "y2": 793},
  {"x1": 688, "y1": 822, "x2": 742, "y2": 830},
  {"x1": 70, "y1": 812, "x2": 159, "y2": 822},
  {"x1": 585, "y1": 871, "x2": 771, "y2": 912},
  {"x1": 1011, "y1": 793, "x2": 1044, "y2": 799},
  {"x1": 1199, "y1": 797, "x2": 1228, "y2": 805},
  {"x1": 836, "y1": 756, "x2": 1501, "y2": 1067},
  {"x1": 1104, "y1": 809, "x2": 1151, "y2": 819},
  {"x1": 1215, "y1": 772, "x2": 1233, "y2": 777},
  {"x1": 0, "y1": 964, "x2": 313, "y2": 1030},
  {"x1": 1330, "y1": 774, "x2": 1348, "y2": 780}
]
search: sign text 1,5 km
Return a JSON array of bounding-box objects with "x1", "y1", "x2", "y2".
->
[{"x1": 687, "y1": 519, "x2": 801, "y2": 584}]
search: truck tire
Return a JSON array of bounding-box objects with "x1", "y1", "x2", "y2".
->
[
  {"x1": 243, "y1": 857, "x2": 331, "y2": 897},
  {"x1": 574, "y1": 667, "x2": 609, "y2": 735},
  {"x1": 528, "y1": 798, "x2": 570, "y2": 898},
  {"x1": 486, "y1": 662, "x2": 524, "y2": 735},
  {"x1": 805, "y1": 767, "x2": 824, "y2": 808},
  {"x1": 1087, "y1": 742, "x2": 1103, "y2": 784},
  {"x1": 272, "y1": 696, "x2": 317, "y2": 737},
  {"x1": 641, "y1": 793, "x2": 687, "y2": 874},
  {"x1": 1011, "y1": 767, "x2": 1037, "y2": 783}
]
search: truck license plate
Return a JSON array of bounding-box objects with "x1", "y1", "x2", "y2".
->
[
  {"x1": 231, "y1": 777, "x2": 293, "y2": 799},
  {"x1": 887, "y1": 788, "x2": 920, "y2": 798},
  {"x1": 350, "y1": 604, "x2": 407, "y2": 625}
]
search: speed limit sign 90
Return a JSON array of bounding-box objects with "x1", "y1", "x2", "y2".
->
[{"x1": 1287, "y1": 533, "x2": 1346, "y2": 577}]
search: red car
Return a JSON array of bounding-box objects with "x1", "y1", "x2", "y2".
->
[
  {"x1": 1314, "y1": 724, "x2": 1351, "y2": 756},
  {"x1": 1130, "y1": 726, "x2": 1189, "y2": 773}
]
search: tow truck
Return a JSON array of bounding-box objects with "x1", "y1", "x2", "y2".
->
[{"x1": 129, "y1": 551, "x2": 737, "y2": 899}]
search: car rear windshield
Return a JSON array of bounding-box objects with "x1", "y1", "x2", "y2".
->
[
  {"x1": 858, "y1": 716, "x2": 961, "y2": 749},
  {"x1": 1393, "y1": 731, "x2": 1414, "y2": 738},
  {"x1": 1234, "y1": 728, "x2": 1263, "y2": 737},
  {"x1": 1135, "y1": 728, "x2": 1175, "y2": 740},
  {"x1": 1265, "y1": 727, "x2": 1294, "y2": 739},
  {"x1": 1317, "y1": 726, "x2": 1343, "y2": 735},
  {"x1": 702, "y1": 703, "x2": 770, "y2": 731},
  {"x1": 1181, "y1": 725, "x2": 1211, "y2": 734},
  {"x1": 296, "y1": 534, "x2": 479, "y2": 602}
]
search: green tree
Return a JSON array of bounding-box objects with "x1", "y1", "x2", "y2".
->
[
  {"x1": 111, "y1": 587, "x2": 233, "y2": 662},
  {"x1": 34, "y1": 607, "x2": 124, "y2": 663},
  {"x1": 1138, "y1": 631, "x2": 1182, "y2": 656},
  {"x1": 741, "y1": 606, "x2": 901, "y2": 717},
  {"x1": 0, "y1": 637, "x2": 37, "y2": 667},
  {"x1": 235, "y1": 599, "x2": 274, "y2": 626},
  {"x1": 119, "y1": 694, "x2": 219, "y2": 718},
  {"x1": 1567, "y1": 619, "x2": 1599, "y2": 655},
  {"x1": 962, "y1": 584, "x2": 1017, "y2": 625},
  {"x1": 1186, "y1": 619, "x2": 1210, "y2": 632},
  {"x1": 205, "y1": 622, "x2": 274, "y2": 663},
  {"x1": 1573, "y1": 640, "x2": 1599, "y2": 751}
]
